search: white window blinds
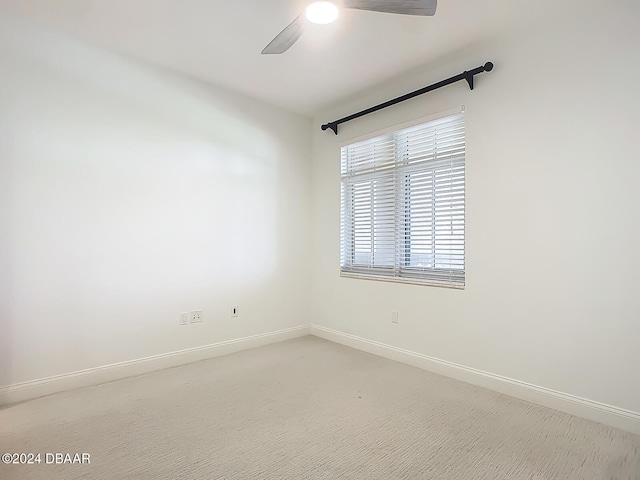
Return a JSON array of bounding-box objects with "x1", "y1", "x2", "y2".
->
[{"x1": 340, "y1": 111, "x2": 465, "y2": 288}]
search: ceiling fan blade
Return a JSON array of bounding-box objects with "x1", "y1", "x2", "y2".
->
[
  {"x1": 261, "y1": 15, "x2": 305, "y2": 55},
  {"x1": 343, "y1": 0, "x2": 437, "y2": 16}
]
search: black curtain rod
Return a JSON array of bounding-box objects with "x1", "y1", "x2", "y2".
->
[{"x1": 321, "y1": 61, "x2": 494, "y2": 135}]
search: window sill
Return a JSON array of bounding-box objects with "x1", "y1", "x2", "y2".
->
[{"x1": 339, "y1": 272, "x2": 465, "y2": 290}]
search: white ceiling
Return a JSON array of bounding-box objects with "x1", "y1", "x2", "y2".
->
[{"x1": 0, "y1": 0, "x2": 551, "y2": 116}]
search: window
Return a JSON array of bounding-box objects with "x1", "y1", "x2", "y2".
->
[{"x1": 340, "y1": 109, "x2": 465, "y2": 288}]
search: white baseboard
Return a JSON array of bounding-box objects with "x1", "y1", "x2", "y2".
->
[
  {"x1": 310, "y1": 325, "x2": 640, "y2": 435},
  {"x1": 4, "y1": 323, "x2": 638, "y2": 436},
  {"x1": 0, "y1": 325, "x2": 311, "y2": 406}
]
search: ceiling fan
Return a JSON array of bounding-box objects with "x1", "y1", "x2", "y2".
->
[{"x1": 261, "y1": 0, "x2": 438, "y2": 55}]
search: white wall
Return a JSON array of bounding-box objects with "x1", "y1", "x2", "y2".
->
[
  {"x1": 0, "y1": 14, "x2": 311, "y2": 387},
  {"x1": 2, "y1": 2, "x2": 639, "y2": 426},
  {"x1": 310, "y1": 4, "x2": 640, "y2": 415}
]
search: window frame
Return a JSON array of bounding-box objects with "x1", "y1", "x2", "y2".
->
[{"x1": 339, "y1": 106, "x2": 466, "y2": 289}]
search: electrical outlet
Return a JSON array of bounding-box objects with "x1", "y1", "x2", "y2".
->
[
  {"x1": 190, "y1": 310, "x2": 203, "y2": 323},
  {"x1": 231, "y1": 306, "x2": 238, "y2": 318},
  {"x1": 179, "y1": 312, "x2": 189, "y2": 326},
  {"x1": 391, "y1": 312, "x2": 399, "y2": 324}
]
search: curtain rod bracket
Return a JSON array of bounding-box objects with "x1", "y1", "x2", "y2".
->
[
  {"x1": 321, "y1": 61, "x2": 494, "y2": 135},
  {"x1": 464, "y1": 71, "x2": 474, "y2": 90},
  {"x1": 321, "y1": 122, "x2": 339, "y2": 135}
]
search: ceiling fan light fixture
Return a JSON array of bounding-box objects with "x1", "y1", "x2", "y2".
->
[{"x1": 305, "y1": 1, "x2": 339, "y2": 25}]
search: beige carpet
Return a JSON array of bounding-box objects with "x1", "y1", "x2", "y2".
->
[{"x1": 1, "y1": 336, "x2": 639, "y2": 479}]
